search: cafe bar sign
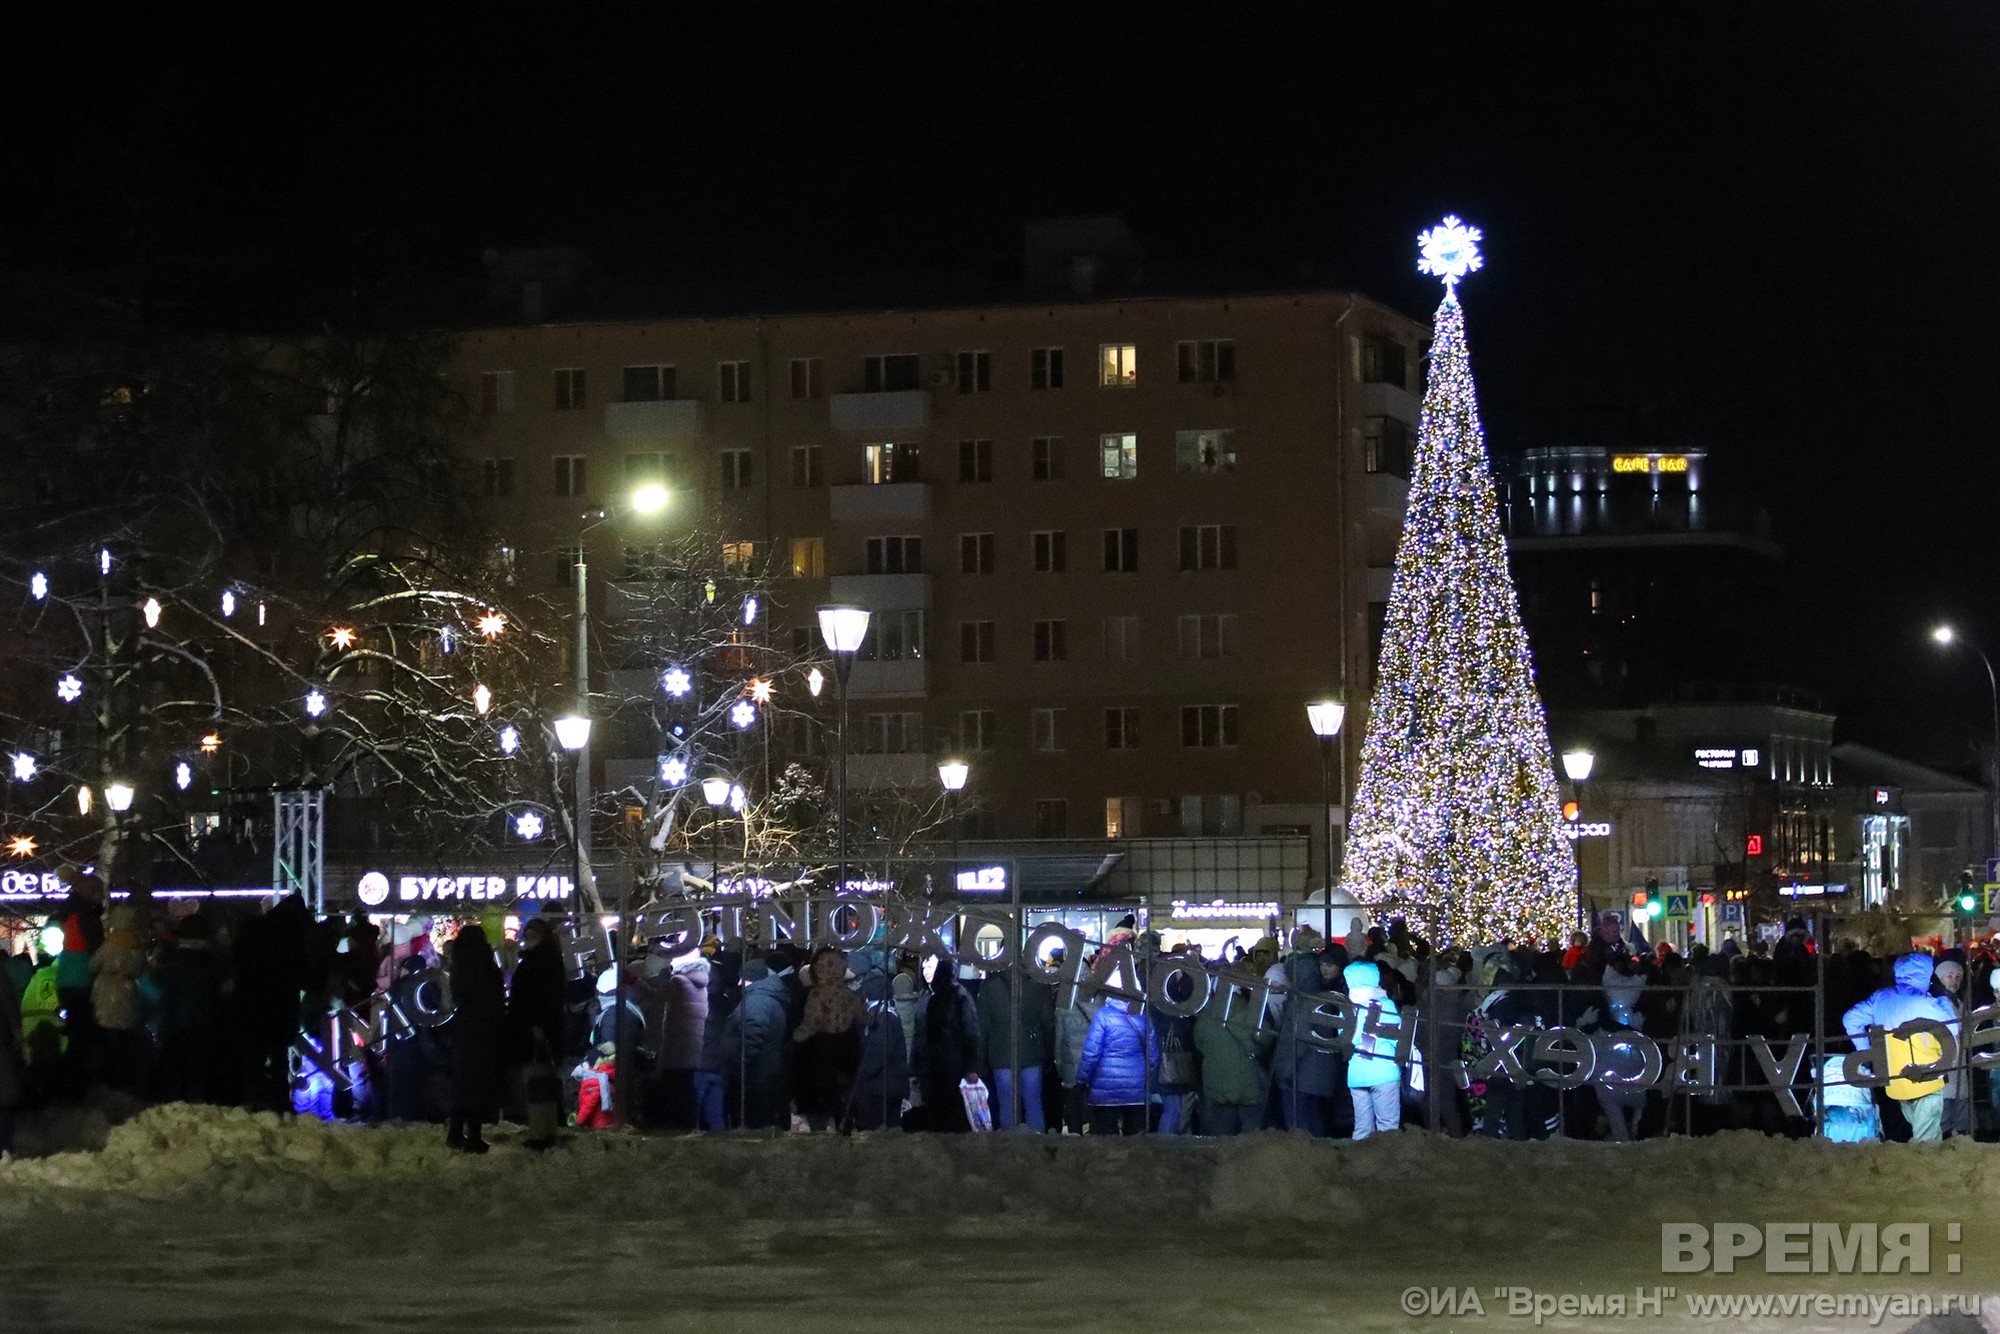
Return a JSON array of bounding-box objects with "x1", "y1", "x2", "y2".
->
[
  {"x1": 355, "y1": 870, "x2": 574, "y2": 909},
  {"x1": 0, "y1": 871, "x2": 66, "y2": 899}
]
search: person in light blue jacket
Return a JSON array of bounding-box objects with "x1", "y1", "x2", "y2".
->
[
  {"x1": 1344, "y1": 960, "x2": 1403, "y2": 1140},
  {"x1": 1842, "y1": 953, "x2": 1959, "y2": 1142}
]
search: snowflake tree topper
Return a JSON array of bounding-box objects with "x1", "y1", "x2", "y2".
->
[{"x1": 1417, "y1": 215, "x2": 1484, "y2": 296}]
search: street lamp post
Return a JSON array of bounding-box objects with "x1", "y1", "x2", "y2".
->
[
  {"x1": 817, "y1": 605, "x2": 870, "y2": 903},
  {"x1": 1561, "y1": 746, "x2": 1595, "y2": 931},
  {"x1": 1933, "y1": 625, "x2": 2000, "y2": 866},
  {"x1": 1306, "y1": 700, "x2": 1347, "y2": 941}
]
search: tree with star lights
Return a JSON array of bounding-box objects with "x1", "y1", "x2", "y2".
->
[{"x1": 1342, "y1": 216, "x2": 1576, "y2": 944}]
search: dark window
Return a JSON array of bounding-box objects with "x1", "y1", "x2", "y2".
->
[
  {"x1": 1176, "y1": 339, "x2": 1236, "y2": 384},
  {"x1": 1031, "y1": 436, "x2": 1064, "y2": 481},
  {"x1": 553, "y1": 368, "x2": 586, "y2": 410},
  {"x1": 1033, "y1": 620, "x2": 1067, "y2": 662},
  {"x1": 1360, "y1": 337, "x2": 1406, "y2": 387},
  {"x1": 791, "y1": 446, "x2": 823, "y2": 487},
  {"x1": 865, "y1": 536, "x2": 923, "y2": 574},
  {"x1": 960, "y1": 533, "x2": 995, "y2": 574},
  {"x1": 554, "y1": 456, "x2": 587, "y2": 498},
  {"x1": 1031, "y1": 347, "x2": 1065, "y2": 390},
  {"x1": 960, "y1": 621, "x2": 996, "y2": 663},
  {"x1": 955, "y1": 350, "x2": 991, "y2": 393},
  {"x1": 1177, "y1": 525, "x2": 1238, "y2": 571},
  {"x1": 1032, "y1": 530, "x2": 1066, "y2": 573},
  {"x1": 1102, "y1": 527, "x2": 1139, "y2": 573},
  {"x1": 958, "y1": 439, "x2": 992, "y2": 482},
  {"x1": 864, "y1": 354, "x2": 922, "y2": 392},
  {"x1": 789, "y1": 358, "x2": 822, "y2": 400},
  {"x1": 718, "y1": 361, "x2": 752, "y2": 403},
  {"x1": 1034, "y1": 799, "x2": 1068, "y2": 838},
  {"x1": 1363, "y1": 417, "x2": 1414, "y2": 477},
  {"x1": 622, "y1": 365, "x2": 676, "y2": 401},
  {"x1": 481, "y1": 458, "x2": 516, "y2": 498}
]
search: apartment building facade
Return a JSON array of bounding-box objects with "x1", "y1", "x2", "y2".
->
[{"x1": 457, "y1": 290, "x2": 1429, "y2": 880}]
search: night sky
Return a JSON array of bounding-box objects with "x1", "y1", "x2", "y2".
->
[{"x1": 5, "y1": 4, "x2": 1995, "y2": 765}]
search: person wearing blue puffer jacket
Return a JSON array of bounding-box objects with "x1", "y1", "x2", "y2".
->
[
  {"x1": 1344, "y1": 959, "x2": 1404, "y2": 1140},
  {"x1": 1842, "y1": 952, "x2": 1960, "y2": 1142},
  {"x1": 1075, "y1": 995, "x2": 1157, "y2": 1135}
]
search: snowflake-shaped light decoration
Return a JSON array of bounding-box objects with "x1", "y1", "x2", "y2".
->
[
  {"x1": 98, "y1": 549, "x2": 112, "y2": 576},
  {"x1": 514, "y1": 810, "x2": 544, "y2": 841},
  {"x1": 55, "y1": 674, "x2": 82, "y2": 703},
  {"x1": 439, "y1": 625, "x2": 456, "y2": 655},
  {"x1": 141, "y1": 597, "x2": 162, "y2": 629},
  {"x1": 498, "y1": 724, "x2": 520, "y2": 755},
  {"x1": 729, "y1": 699, "x2": 757, "y2": 729},
  {"x1": 304, "y1": 688, "x2": 327, "y2": 718},
  {"x1": 728, "y1": 783, "x2": 747, "y2": 814},
  {"x1": 749, "y1": 678, "x2": 774, "y2": 705},
  {"x1": 174, "y1": 761, "x2": 193, "y2": 791},
  {"x1": 472, "y1": 683, "x2": 492, "y2": 716},
  {"x1": 7, "y1": 835, "x2": 35, "y2": 858},
  {"x1": 76, "y1": 786, "x2": 92, "y2": 816},
  {"x1": 221, "y1": 589, "x2": 237, "y2": 618},
  {"x1": 660, "y1": 753, "x2": 689, "y2": 786},
  {"x1": 328, "y1": 626, "x2": 356, "y2": 650},
  {"x1": 10, "y1": 754, "x2": 35, "y2": 782},
  {"x1": 1417, "y1": 214, "x2": 1484, "y2": 295},
  {"x1": 478, "y1": 610, "x2": 507, "y2": 640},
  {"x1": 257, "y1": 601, "x2": 267, "y2": 627},
  {"x1": 29, "y1": 572, "x2": 47, "y2": 601},
  {"x1": 742, "y1": 595, "x2": 758, "y2": 626},
  {"x1": 662, "y1": 667, "x2": 692, "y2": 699}
]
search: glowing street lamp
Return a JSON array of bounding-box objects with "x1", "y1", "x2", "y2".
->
[
  {"x1": 554, "y1": 714, "x2": 592, "y2": 752},
  {"x1": 629, "y1": 483, "x2": 670, "y2": 515},
  {"x1": 937, "y1": 759, "x2": 969, "y2": 793},
  {"x1": 1931, "y1": 623, "x2": 2000, "y2": 861},
  {"x1": 701, "y1": 775, "x2": 733, "y2": 807},
  {"x1": 1561, "y1": 748, "x2": 1596, "y2": 782},
  {"x1": 1305, "y1": 698, "x2": 1348, "y2": 938},
  {"x1": 105, "y1": 782, "x2": 135, "y2": 813},
  {"x1": 818, "y1": 604, "x2": 871, "y2": 904}
]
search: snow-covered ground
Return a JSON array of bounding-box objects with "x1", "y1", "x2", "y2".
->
[{"x1": 3, "y1": 1106, "x2": 1997, "y2": 1332}]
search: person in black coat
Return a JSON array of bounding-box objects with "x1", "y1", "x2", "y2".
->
[
  {"x1": 233, "y1": 893, "x2": 313, "y2": 1114},
  {"x1": 507, "y1": 918, "x2": 569, "y2": 1068},
  {"x1": 849, "y1": 971, "x2": 908, "y2": 1131},
  {"x1": 913, "y1": 963, "x2": 980, "y2": 1132},
  {"x1": 153, "y1": 914, "x2": 231, "y2": 1105},
  {"x1": 447, "y1": 924, "x2": 506, "y2": 1152}
]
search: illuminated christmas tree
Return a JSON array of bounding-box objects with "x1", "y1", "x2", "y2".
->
[{"x1": 1343, "y1": 216, "x2": 1575, "y2": 944}]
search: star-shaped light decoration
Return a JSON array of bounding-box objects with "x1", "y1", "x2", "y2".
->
[
  {"x1": 662, "y1": 667, "x2": 692, "y2": 698},
  {"x1": 472, "y1": 683, "x2": 492, "y2": 716},
  {"x1": 221, "y1": 589, "x2": 237, "y2": 618},
  {"x1": 56, "y1": 674, "x2": 82, "y2": 703},
  {"x1": 729, "y1": 699, "x2": 757, "y2": 729},
  {"x1": 7, "y1": 835, "x2": 35, "y2": 858},
  {"x1": 748, "y1": 678, "x2": 774, "y2": 705},
  {"x1": 513, "y1": 810, "x2": 544, "y2": 841},
  {"x1": 304, "y1": 689, "x2": 327, "y2": 718},
  {"x1": 660, "y1": 754, "x2": 689, "y2": 786},
  {"x1": 174, "y1": 761, "x2": 193, "y2": 791},
  {"x1": 328, "y1": 626, "x2": 356, "y2": 650},
  {"x1": 498, "y1": 725, "x2": 520, "y2": 755},
  {"x1": 29, "y1": 572, "x2": 47, "y2": 601},
  {"x1": 142, "y1": 597, "x2": 162, "y2": 629},
  {"x1": 76, "y1": 786, "x2": 92, "y2": 815},
  {"x1": 1417, "y1": 214, "x2": 1484, "y2": 296},
  {"x1": 10, "y1": 755, "x2": 34, "y2": 782},
  {"x1": 806, "y1": 667, "x2": 825, "y2": 698},
  {"x1": 478, "y1": 610, "x2": 507, "y2": 639},
  {"x1": 200, "y1": 733, "x2": 221, "y2": 755},
  {"x1": 742, "y1": 596, "x2": 758, "y2": 626}
]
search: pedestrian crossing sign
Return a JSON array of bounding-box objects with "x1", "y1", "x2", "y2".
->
[
  {"x1": 1664, "y1": 892, "x2": 1691, "y2": 921},
  {"x1": 1984, "y1": 884, "x2": 2000, "y2": 914}
]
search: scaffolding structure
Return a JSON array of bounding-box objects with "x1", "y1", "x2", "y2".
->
[{"x1": 273, "y1": 788, "x2": 326, "y2": 913}]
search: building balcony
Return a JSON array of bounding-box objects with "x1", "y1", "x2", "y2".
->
[
  {"x1": 1356, "y1": 380, "x2": 1421, "y2": 424},
  {"x1": 844, "y1": 657, "x2": 928, "y2": 699},
  {"x1": 1364, "y1": 472, "x2": 1410, "y2": 513},
  {"x1": 828, "y1": 572, "x2": 931, "y2": 610},
  {"x1": 830, "y1": 482, "x2": 930, "y2": 523},
  {"x1": 829, "y1": 389, "x2": 931, "y2": 434},
  {"x1": 604, "y1": 399, "x2": 706, "y2": 442},
  {"x1": 846, "y1": 753, "x2": 932, "y2": 790}
]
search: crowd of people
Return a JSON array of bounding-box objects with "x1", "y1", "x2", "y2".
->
[{"x1": 0, "y1": 882, "x2": 1990, "y2": 1154}]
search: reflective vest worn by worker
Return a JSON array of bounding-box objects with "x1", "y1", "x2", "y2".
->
[{"x1": 20, "y1": 964, "x2": 66, "y2": 1061}]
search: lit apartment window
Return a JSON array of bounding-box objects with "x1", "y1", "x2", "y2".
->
[
  {"x1": 864, "y1": 353, "x2": 921, "y2": 392},
  {"x1": 1099, "y1": 433, "x2": 1138, "y2": 480},
  {"x1": 1177, "y1": 613, "x2": 1241, "y2": 658},
  {"x1": 479, "y1": 370, "x2": 516, "y2": 414},
  {"x1": 1032, "y1": 619, "x2": 1067, "y2": 662},
  {"x1": 1176, "y1": 339, "x2": 1235, "y2": 384},
  {"x1": 791, "y1": 445, "x2": 823, "y2": 487},
  {"x1": 955, "y1": 350, "x2": 991, "y2": 393},
  {"x1": 720, "y1": 450, "x2": 753, "y2": 489},
  {"x1": 861, "y1": 610, "x2": 926, "y2": 662},
  {"x1": 1031, "y1": 436, "x2": 1064, "y2": 481},
  {"x1": 624, "y1": 452, "x2": 668, "y2": 485},
  {"x1": 960, "y1": 621, "x2": 996, "y2": 663},
  {"x1": 958, "y1": 439, "x2": 993, "y2": 482},
  {"x1": 960, "y1": 532, "x2": 995, "y2": 574},
  {"x1": 1032, "y1": 708, "x2": 1066, "y2": 752},
  {"x1": 1181, "y1": 704, "x2": 1240, "y2": 748},
  {"x1": 1031, "y1": 347, "x2": 1065, "y2": 390},
  {"x1": 864, "y1": 712, "x2": 923, "y2": 754},
  {"x1": 864, "y1": 442, "x2": 921, "y2": 483},
  {"x1": 1363, "y1": 417, "x2": 1413, "y2": 477},
  {"x1": 717, "y1": 360, "x2": 752, "y2": 403},
  {"x1": 1035, "y1": 799, "x2": 1069, "y2": 837},
  {"x1": 553, "y1": 367, "x2": 586, "y2": 410},
  {"x1": 1031, "y1": 530, "x2": 1066, "y2": 573},
  {"x1": 721, "y1": 540, "x2": 757, "y2": 573},
  {"x1": 789, "y1": 357, "x2": 822, "y2": 400},
  {"x1": 480, "y1": 458, "x2": 516, "y2": 498},
  {"x1": 1359, "y1": 336, "x2": 1407, "y2": 387},
  {"x1": 1176, "y1": 429, "x2": 1237, "y2": 475},
  {"x1": 622, "y1": 365, "x2": 676, "y2": 401},
  {"x1": 1105, "y1": 796, "x2": 1142, "y2": 839},
  {"x1": 1102, "y1": 528, "x2": 1139, "y2": 573},
  {"x1": 1103, "y1": 615, "x2": 1140, "y2": 659},
  {"x1": 789, "y1": 537, "x2": 825, "y2": 578},
  {"x1": 1104, "y1": 707, "x2": 1139, "y2": 749},
  {"x1": 960, "y1": 710, "x2": 997, "y2": 752},
  {"x1": 553, "y1": 455, "x2": 587, "y2": 498},
  {"x1": 864, "y1": 535, "x2": 923, "y2": 574},
  {"x1": 1178, "y1": 524, "x2": 1239, "y2": 571},
  {"x1": 1099, "y1": 344, "x2": 1137, "y2": 387}
]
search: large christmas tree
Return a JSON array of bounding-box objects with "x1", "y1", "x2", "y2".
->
[{"x1": 1344, "y1": 217, "x2": 1575, "y2": 944}]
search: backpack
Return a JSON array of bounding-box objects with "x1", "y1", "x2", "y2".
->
[{"x1": 1883, "y1": 1027, "x2": 1947, "y2": 1101}]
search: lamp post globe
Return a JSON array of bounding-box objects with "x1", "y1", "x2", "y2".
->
[
  {"x1": 1561, "y1": 748, "x2": 1596, "y2": 782},
  {"x1": 554, "y1": 714, "x2": 592, "y2": 752}
]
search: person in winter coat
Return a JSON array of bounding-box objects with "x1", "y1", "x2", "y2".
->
[
  {"x1": 642, "y1": 953, "x2": 709, "y2": 1130},
  {"x1": 1933, "y1": 957, "x2": 1971, "y2": 1137},
  {"x1": 152, "y1": 914, "x2": 230, "y2": 1105},
  {"x1": 1679, "y1": 952, "x2": 1734, "y2": 1133},
  {"x1": 1075, "y1": 995, "x2": 1157, "y2": 1135},
  {"x1": 0, "y1": 956, "x2": 22, "y2": 1155},
  {"x1": 719, "y1": 956, "x2": 793, "y2": 1129},
  {"x1": 54, "y1": 873, "x2": 105, "y2": 1092},
  {"x1": 850, "y1": 971, "x2": 908, "y2": 1131},
  {"x1": 1054, "y1": 989, "x2": 1095, "y2": 1134},
  {"x1": 976, "y1": 967, "x2": 1055, "y2": 1131},
  {"x1": 446, "y1": 924, "x2": 506, "y2": 1152},
  {"x1": 1194, "y1": 976, "x2": 1269, "y2": 1134},
  {"x1": 792, "y1": 947, "x2": 866, "y2": 1131},
  {"x1": 1843, "y1": 952, "x2": 1960, "y2": 1143},
  {"x1": 891, "y1": 968, "x2": 921, "y2": 1063},
  {"x1": 234, "y1": 893, "x2": 313, "y2": 1114},
  {"x1": 912, "y1": 961, "x2": 981, "y2": 1132},
  {"x1": 90, "y1": 904, "x2": 148, "y2": 1094},
  {"x1": 1590, "y1": 961, "x2": 1650, "y2": 1141},
  {"x1": 507, "y1": 916, "x2": 569, "y2": 1069},
  {"x1": 695, "y1": 948, "x2": 742, "y2": 1130},
  {"x1": 384, "y1": 956, "x2": 446, "y2": 1123},
  {"x1": 1270, "y1": 948, "x2": 1344, "y2": 1136},
  {"x1": 1343, "y1": 960, "x2": 1403, "y2": 1139}
]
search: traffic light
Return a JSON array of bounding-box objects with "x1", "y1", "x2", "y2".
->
[
  {"x1": 1639, "y1": 877, "x2": 1663, "y2": 920},
  {"x1": 1957, "y1": 870, "x2": 1979, "y2": 916}
]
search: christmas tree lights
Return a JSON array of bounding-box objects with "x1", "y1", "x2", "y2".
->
[{"x1": 1343, "y1": 217, "x2": 1575, "y2": 945}]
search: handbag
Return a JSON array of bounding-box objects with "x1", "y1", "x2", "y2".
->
[{"x1": 1158, "y1": 1030, "x2": 1197, "y2": 1087}]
